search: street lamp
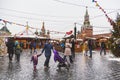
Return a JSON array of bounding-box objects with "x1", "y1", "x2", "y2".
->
[{"x1": 74, "y1": 23, "x2": 77, "y2": 40}]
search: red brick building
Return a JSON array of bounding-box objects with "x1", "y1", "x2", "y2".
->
[{"x1": 77, "y1": 8, "x2": 111, "y2": 40}]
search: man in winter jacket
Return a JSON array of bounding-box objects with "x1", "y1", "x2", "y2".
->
[
  {"x1": 6, "y1": 38, "x2": 14, "y2": 62},
  {"x1": 100, "y1": 41, "x2": 106, "y2": 55},
  {"x1": 41, "y1": 40, "x2": 53, "y2": 69}
]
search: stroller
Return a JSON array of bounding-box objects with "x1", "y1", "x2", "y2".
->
[{"x1": 53, "y1": 49, "x2": 69, "y2": 70}]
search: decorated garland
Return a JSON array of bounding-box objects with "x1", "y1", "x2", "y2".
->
[
  {"x1": 0, "y1": 19, "x2": 67, "y2": 35},
  {"x1": 93, "y1": 1, "x2": 120, "y2": 57},
  {"x1": 92, "y1": 1, "x2": 116, "y2": 26}
]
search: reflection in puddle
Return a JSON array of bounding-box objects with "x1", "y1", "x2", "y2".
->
[{"x1": 108, "y1": 58, "x2": 120, "y2": 61}]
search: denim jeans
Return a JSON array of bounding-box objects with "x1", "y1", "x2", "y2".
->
[
  {"x1": 9, "y1": 53, "x2": 14, "y2": 61},
  {"x1": 89, "y1": 47, "x2": 92, "y2": 58},
  {"x1": 44, "y1": 56, "x2": 51, "y2": 67},
  {"x1": 100, "y1": 48, "x2": 106, "y2": 55},
  {"x1": 16, "y1": 54, "x2": 20, "y2": 62},
  {"x1": 64, "y1": 55, "x2": 73, "y2": 63}
]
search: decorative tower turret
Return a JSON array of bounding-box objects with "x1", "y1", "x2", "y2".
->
[
  {"x1": 81, "y1": 7, "x2": 93, "y2": 39},
  {"x1": 41, "y1": 22, "x2": 45, "y2": 36},
  {"x1": 84, "y1": 7, "x2": 90, "y2": 27}
]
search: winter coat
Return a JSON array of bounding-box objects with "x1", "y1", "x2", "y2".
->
[
  {"x1": 88, "y1": 39, "x2": 93, "y2": 49},
  {"x1": 31, "y1": 54, "x2": 41, "y2": 65},
  {"x1": 15, "y1": 44, "x2": 21, "y2": 55},
  {"x1": 6, "y1": 39, "x2": 14, "y2": 54},
  {"x1": 41, "y1": 43, "x2": 53, "y2": 57},
  {"x1": 64, "y1": 43, "x2": 72, "y2": 56},
  {"x1": 29, "y1": 42, "x2": 33, "y2": 49},
  {"x1": 101, "y1": 42, "x2": 106, "y2": 48}
]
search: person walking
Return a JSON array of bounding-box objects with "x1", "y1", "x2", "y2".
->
[
  {"x1": 19, "y1": 41, "x2": 24, "y2": 52},
  {"x1": 33, "y1": 41, "x2": 37, "y2": 53},
  {"x1": 83, "y1": 41, "x2": 88, "y2": 56},
  {"x1": 31, "y1": 52, "x2": 41, "y2": 71},
  {"x1": 100, "y1": 41, "x2": 106, "y2": 55},
  {"x1": 6, "y1": 38, "x2": 15, "y2": 62},
  {"x1": 15, "y1": 41, "x2": 22, "y2": 62},
  {"x1": 29, "y1": 41, "x2": 33, "y2": 54},
  {"x1": 71, "y1": 38, "x2": 75, "y2": 58},
  {"x1": 88, "y1": 39, "x2": 93, "y2": 58},
  {"x1": 64, "y1": 39, "x2": 73, "y2": 64},
  {"x1": 60, "y1": 41, "x2": 65, "y2": 53},
  {"x1": 39, "y1": 41, "x2": 42, "y2": 49},
  {"x1": 41, "y1": 40, "x2": 53, "y2": 69}
]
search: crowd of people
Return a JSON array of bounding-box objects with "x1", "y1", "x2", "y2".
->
[
  {"x1": 31, "y1": 39, "x2": 75, "y2": 71},
  {"x1": 5, "y1": 37, "x2": 107, "y2": 72},
  {"x1": 6, "y1": 38, "x2": 23, "y2": 62},
  {"x1": 82, "y1": 39, "x2": 106, "y2": 58}
]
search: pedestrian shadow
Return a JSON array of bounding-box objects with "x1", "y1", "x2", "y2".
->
[
  {"x1": 7, "y1": 62, "x2": 15, "y2": 76},
  {"x1": 15, "y1": 62, "x2": 21, "y2": 69},
  {"x1": 32, "y1": 70, "x2": 38, "y2": 79},
  {"x1": 43, "y1": 68, "x2": 51, "y2": 80},
  {"x1": 8, "y1": 62, "x2": 13, "y2": 71},
  {"x1": 44, "y1": 68, "x2": 49, "y2": 72},
  {"x1": 7, "y1": 61, "x2": 21, "y2": 73}
]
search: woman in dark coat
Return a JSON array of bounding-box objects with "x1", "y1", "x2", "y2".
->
[{"x1": 6, "y1": 38, "x2": 15, "y2": 62}]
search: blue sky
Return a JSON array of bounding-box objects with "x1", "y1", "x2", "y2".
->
[{"x1": 0, "y1": 0, "x2": 120, "y2": 39}]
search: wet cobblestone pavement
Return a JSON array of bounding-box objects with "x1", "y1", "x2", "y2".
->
[{"x1": 0, "y1": 49, "x2": 120, "y2": 80}]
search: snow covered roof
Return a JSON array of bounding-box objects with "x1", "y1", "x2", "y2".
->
[{"x1": 14, "y1": 34, "x2": 47, "y2": 39}]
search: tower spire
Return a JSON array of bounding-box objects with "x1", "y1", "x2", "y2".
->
[
  {"x1": 83, "y1": 6, "x2": 90, "y2": 27},
  {"x1": 85, "y1": 6, "x2": 88, "y2": 17},
  {"x1": 41, "y1": 22, "x2": 45, "y2": 35}
]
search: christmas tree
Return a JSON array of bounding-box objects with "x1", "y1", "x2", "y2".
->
[
  {"x1": 109, "y1": 13, "x2": 120, "y2": 57},
  {"x1": 93, "y1": 1, "x2": 120, "y2": 57}
]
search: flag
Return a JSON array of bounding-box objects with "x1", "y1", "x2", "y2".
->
[
  {"x1": 26, "y1": 25, "x2": 29, "y2": 30},
  {"x1": 66, "y1": 30, "x2": 73, "y2": 35},
  {"x1": 96, "y1": 3, "x2": 99, "y2": 6}
]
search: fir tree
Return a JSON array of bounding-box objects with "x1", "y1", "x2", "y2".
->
[{"x1": 109, "y1": 13, "x2": 120, "y2": 57}]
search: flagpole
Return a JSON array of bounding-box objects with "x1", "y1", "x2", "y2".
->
[{"x1": 26, "y1": 21, "x2": 28, "y2": 35}]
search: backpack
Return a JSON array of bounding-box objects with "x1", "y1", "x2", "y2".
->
[
  {"x1": 16, "y1": 44, "x2": 21, "y2": 49},
  {"x1": 15, "y1": 44, "x2": 21, "y2": 54}
]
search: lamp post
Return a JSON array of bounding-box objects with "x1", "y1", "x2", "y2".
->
[{"x1": 74, "y1": 23, "x2": 77, "y2": 40}]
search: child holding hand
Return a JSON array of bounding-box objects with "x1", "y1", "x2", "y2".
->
[{"x1": 31, "y1": 52, "x2": 41, "y2": 71}]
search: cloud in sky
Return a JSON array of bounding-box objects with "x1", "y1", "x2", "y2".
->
[{"x1": 0, "y1": 0, "x2": 120, "y2": 38}]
